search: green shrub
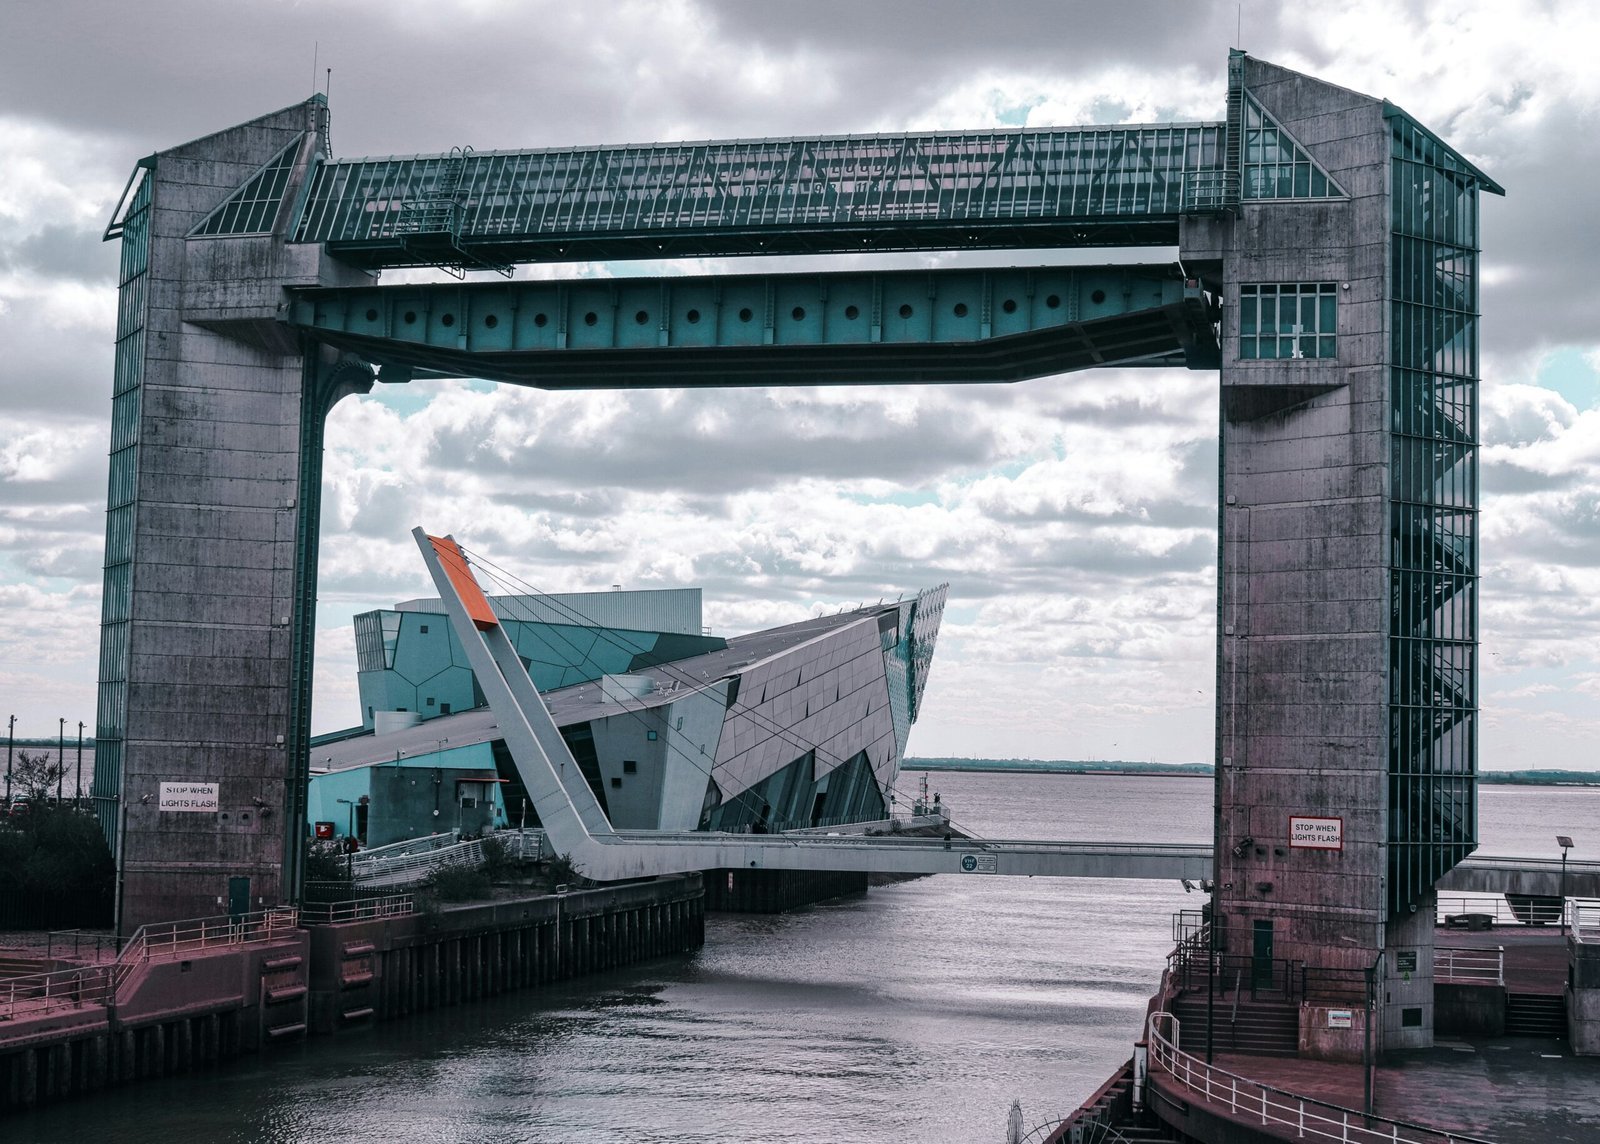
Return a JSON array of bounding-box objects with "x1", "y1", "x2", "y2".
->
[{"x1": 423, "y1": 864, "x2": 492, "y2": 902}]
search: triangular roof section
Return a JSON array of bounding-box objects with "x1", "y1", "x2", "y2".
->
[
  {"x1": 1240, "y1": 89, "x2": 1346, "y2": 201},
  {"x1": 188, "y1": 134, "x2": 305, "y2": 237}
]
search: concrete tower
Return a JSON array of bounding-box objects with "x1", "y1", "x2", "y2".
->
[{"x1": 1184, "y1": 54, "x2": 1500, "y2": 1051}]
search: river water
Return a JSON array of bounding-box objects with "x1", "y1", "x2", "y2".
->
[{"x1": 11, "y1": 774, "x2": 1595, "y2": 1144}]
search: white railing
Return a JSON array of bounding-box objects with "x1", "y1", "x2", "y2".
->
[
  {"x1": 0, "y1": 964, "x2": 113, "y2": 1019},
  {"x1": 1147, "y1": 1012, "x2": 1495, "y2": 1144},
  {"x1": 300, "y1": 895, "x2": 416, "y2": 925},
  {"x1": 1572, "y1": 898, "x2": 1600, "y2": 943},
  {"x1": 353, "y1": 828, "x2": 546, "y2": 886},
  {"x1": 113, "y1": 907, "x2": 300, "y2": 995},
  {"x1": 1434, "y1": 946, "x2": 1503, "y2": 986},
  {"x1": 348, "y1": 830, "x2": 460, "y2": 877}
]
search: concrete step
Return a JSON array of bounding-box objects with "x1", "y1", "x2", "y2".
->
[{"x1": 1505, "y1": 992, "x2": 1567, "y2": 1039}]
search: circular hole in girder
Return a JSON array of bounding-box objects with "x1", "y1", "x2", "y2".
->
[
  {"x1": 686, "y1": 308, "x2": 701, "y2": 324},
  {"x1": 1001, "y1": 299, "x2": 1018, "y2": 314},
  {"x1": 584, "y1": 311, "x2": 599, "y2": 326},
  {"x1": 738, "y1": 307, "x2": 753, "y2": 323},
  {"x1": 953, "y1": 302, "x2": 969, "y2": 318},
  {"x1": 533, "y1": 313, "x2": 548, "y2": 328},
  {"x1": 635, "y1": 310, "x2": 650, "y2": 325},
  {"x1": 403, "y1": 311, "x2": 417, "y2": 324},
  {"x1": 792, "y1": 306, "x2": 806, "y2": 321},
  {"x1": 364, "y1": 308, "x2": 378, "y2": 322},
  {"x1": 898, "y1": 303, "x2": 914, "y2": 319},
  {"x1": 440, "y1": 313, "x2": 455, "y2": 328},
  {"x1": 484, "y1": 314, "x2": 499, "y2": 329},
  {"x1": 844, "y1": 304, "x2": 860, "y2": 320},
  {"x1": 1045, "y1": 294, "x2": 1061, "y2": 309},
  {"x1": 1091, "y1": 289, "x2": 1106, "y2": 305}
]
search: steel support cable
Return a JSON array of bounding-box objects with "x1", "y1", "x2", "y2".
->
[{"x1": 460, "y1": 546, "x2": 974, "y2": 837}]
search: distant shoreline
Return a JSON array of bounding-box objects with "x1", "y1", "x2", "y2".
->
[{"x1": 904, "y1": 759, "x2": 1600, "y2": 786}]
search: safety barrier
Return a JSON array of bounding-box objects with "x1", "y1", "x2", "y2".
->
[
  {"x1": 0, "y1": 964, "x2": 112, "y2": 1019},
  {"x1": 113, "y1": 908, "x2": 300, "y2": 995},
  {"x1": 300, "y1": 895, "x2": 415, "y2": 925},
  {"x1": 1147, "y1": 1012, "x2": 1494, "y2": 1144},
  {"x1": 1434, "y1": 946, "x2": 1503, "y2": 986}
]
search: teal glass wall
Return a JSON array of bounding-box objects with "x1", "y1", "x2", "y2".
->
[
  {"x1": 92, "y1": 168, "x2": 152, "y2": 846},
  {"x1": 1386, "y1": 113, "x2": 1483, "y2": 917}
]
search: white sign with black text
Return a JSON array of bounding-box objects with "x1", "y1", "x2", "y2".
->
[
  {"x1": 159, "y1": 782, "x2": 220, "y2": 813},
  {"x1": 1288, "y1": 815, "x2": 1343, "y2": 850}
]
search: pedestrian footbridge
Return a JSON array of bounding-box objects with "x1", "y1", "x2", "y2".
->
[{"x1": 412, "y1": 528, "x2": 1600, "y2": 898}]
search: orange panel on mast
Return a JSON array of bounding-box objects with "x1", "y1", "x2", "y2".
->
[{"x1": 427, "y1": 534, "x2": 499, "y2": 631}]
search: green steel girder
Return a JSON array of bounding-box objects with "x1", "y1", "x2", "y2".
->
[{"x1": 282, "y1": 265, "x2": 1219, "y2": 388}]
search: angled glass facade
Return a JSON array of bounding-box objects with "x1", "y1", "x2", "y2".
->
[
  {"x1": 1240, "y1": 93, "x2": 1345, "y2": 200},
  {"x1": 92, "y1": 166, "x2": 153, "y2": 847},
  {"x1": 188, "y1": 134, "x2": 303, "y2": 237},
  {"x1": 1386, "y1": 111, "x2": 1484, "y2": 917}
]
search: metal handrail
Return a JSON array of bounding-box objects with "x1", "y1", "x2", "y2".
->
[
  {"x1": 1148, "y1": 1011, "x2": 1495, "y2": 1144},
  {"x1": 113, "y1": 907, "x2": 300, "y2": 995},
  {"x1": 0, "y1": 964, "x2": 113, "y2": 1019},
  {"x1": 1435, "y1": 946, "x2": 1503, "y2": 986},
  {"x1": 300, "y1": 895, "x2": 416, "y2": 925}
]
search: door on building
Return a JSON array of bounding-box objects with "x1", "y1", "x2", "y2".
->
[
  {"x1": 1252, "y1": 919, "x2": 1275, "y2": 988},
  {"x1": 227, "y1": 876, "x2": 251, "y2": 919}
]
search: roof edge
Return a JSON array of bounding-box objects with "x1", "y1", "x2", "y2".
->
[{"x1": 1383, "y1": 100, "x2": 1506, "y2": 196}]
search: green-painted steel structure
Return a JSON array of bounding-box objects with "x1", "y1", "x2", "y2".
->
[{"x1": 94, "y1": 52, "x2": 1507, "y2": 1057}]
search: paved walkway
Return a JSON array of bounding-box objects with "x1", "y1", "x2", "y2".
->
[{"x1": 1208, "y1": 1037, "x2": 1600, "y2": 1143}]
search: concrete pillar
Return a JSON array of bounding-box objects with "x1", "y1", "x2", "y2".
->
[{"x1": 95, "y1": 98, "x2": 370, "y2": 932}]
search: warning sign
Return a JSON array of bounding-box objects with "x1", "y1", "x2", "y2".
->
[
  {"x1": 159, "y1": 782, "x2": 219, "y2": 813},
  {"x1": 1289, "y1": 816, "x2": 1343, "y2": 851}
]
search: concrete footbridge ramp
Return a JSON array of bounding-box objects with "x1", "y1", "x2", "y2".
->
[{"x1": 415, "y1": 527, "x2": 1212, "y2": 883}]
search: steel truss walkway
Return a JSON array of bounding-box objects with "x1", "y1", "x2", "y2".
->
[{"x1": 288, "y1": 124, "x2": 1228, "y2": 268}]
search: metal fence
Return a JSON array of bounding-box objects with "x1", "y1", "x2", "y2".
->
[
  {"x1": 300, "y1": 895, "x2": 416, "y2": 925},
  {"x1": 1, "y1": 908, "x2": 300, "y2": 1021},
  {"x1": 112, "y1": 908, "x2": 300, "y2": 994},
  {"x1": 1434, "y1": 946, "x2": 1503, "y2": 986},
  {"x1": 1147, "y1": 1012, "x2": 1494, "y2": 1144}
]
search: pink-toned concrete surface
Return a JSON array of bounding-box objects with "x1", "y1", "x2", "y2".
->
[{"x1": 1158, "y1": 930, "x2": 1598, "y2": 1143}]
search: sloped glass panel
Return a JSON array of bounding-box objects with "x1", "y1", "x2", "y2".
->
[
  {"x1": 1240, "y1": 93, "x2": 1345, "y2": 200},
  {"x1": 189, "y1": 134, "x2": 303, "y2": 236}
]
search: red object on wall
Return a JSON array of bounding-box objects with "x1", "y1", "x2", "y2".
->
[{"x1": 314, "y1": 821, "x2": 336, "y2": 840}]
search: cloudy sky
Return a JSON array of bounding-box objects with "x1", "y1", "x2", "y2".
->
[{"x1": 3, "y1": 1, "x2": 1599, "y2": 771}]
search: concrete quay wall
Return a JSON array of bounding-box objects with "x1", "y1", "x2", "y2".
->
[{"x1": 0, "y1": 877, "x2": 704, "y2": 1114}]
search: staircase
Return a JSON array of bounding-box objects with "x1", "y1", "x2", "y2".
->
[
  {"x1": 1505, "y1": 992, "x2": 1567, "y2": 1039},
  {"x1": 1042, "y1": 1062, "x2": 1183, "y2": 1144},
  {"x1": 1170, "y1": 992, "x2": 1298, "y2": 1057}
]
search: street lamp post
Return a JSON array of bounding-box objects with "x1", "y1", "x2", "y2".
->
[
  {"x1": 1558, "y1": 835, "x2": 1574, "y2": 935},
  {"x1": 5, "y1": 714, "x2": 14, "y2": 804},
  {"x1": 76, "y1": 722, "x2": 85, "y2": 803},
  {"x1": 57, "y1": 717, "x2": 65, "y2": 803}
]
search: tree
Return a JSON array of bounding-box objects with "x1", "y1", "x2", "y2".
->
[{"x1": 10, "y1": 750, "x2": 65, "y2": 803}]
